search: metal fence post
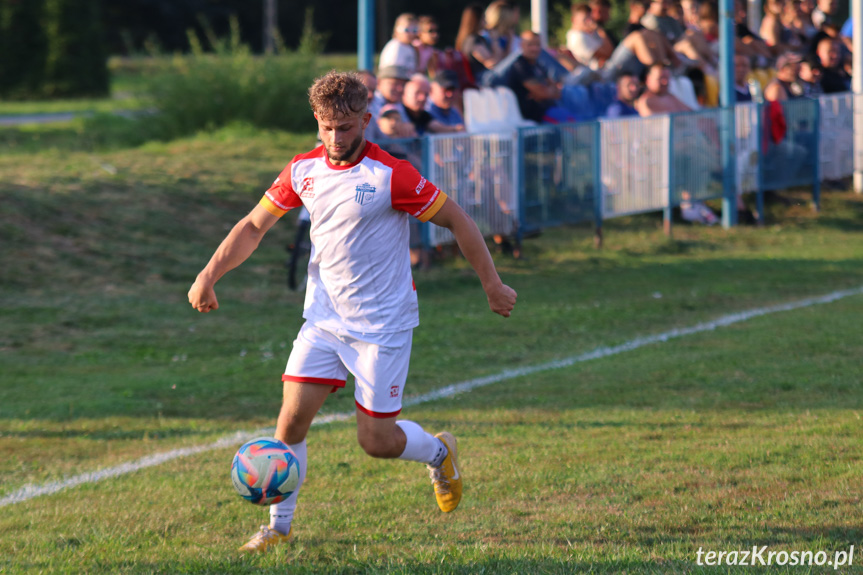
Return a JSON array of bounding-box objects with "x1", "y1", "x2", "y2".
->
[
  {"x1": 755, "y1": 103, "x2": 764, "y2": 225},
  {"x1": 812, "y1": 99, "x2": 821, "y2": 212},
  {"x1": 592, "y1": 121, "x2": 603, "y2": 248},
  {"x1": 516, "y1": 128, "x2": 526, "y2": 249},
  {"x1": 665, "y1": 115, "x2": 675, "y2": 237}
]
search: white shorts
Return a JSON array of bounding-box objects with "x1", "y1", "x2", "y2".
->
[{"x1": 282, "y1": 322, "x2": 413, "y2": 418}]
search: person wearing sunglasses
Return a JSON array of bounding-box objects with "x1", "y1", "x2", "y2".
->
[{"x1": 380, "y1": 13, "x2": 420, "y2": 73}]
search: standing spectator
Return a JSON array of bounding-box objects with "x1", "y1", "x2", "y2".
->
[
  {"x1": 733, "y1": 53, "x2": 754, "y2": 102},
  {"x1": 567, "y1": 3, "x2": 615, "y2": 70},
  {"x1": 635, "y1": 62, "x2": 692, "y2": 116},
  {"x1": 508, "y1": 31, "x2": 577, "y2": 123},
  {"x1": 764, "y1": 53, "x2": 804, "y2": 101},
  {"x1": 456, "y1": 3, "x2": 505, "y2": 85},
  {"x1": 427, "y1": 71, "x2": 466, "y2": 131},
  {"x1": 415, "y1": 16, "x2": 442, "y2": 76},
  {"x1": 761, "y1": 0, "x2": 804, "y2": 55},
  {"x1": 733, "y1": 0, "x2": 773, "y2": 62},
  {"x1": 605, "y1": 73, "x2": 642, "y2": 117},
  {"x1": 679, "y1": 0, "x2": 701, "y2": 31},
  {"x1": 380, "y1": 14, "x2": 420, "y2": 73},
  {"x1": 815, "y1": 36, "x2": 849, "y2": 93},
  {"x1": 795, "y1": 0, "x2": 818, "y2": 39}
]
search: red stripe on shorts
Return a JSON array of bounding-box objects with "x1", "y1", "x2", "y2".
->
[
  {"x1": 355, "y1": 400, "x2": 401, "y2": 419},
  {"x1": 282, "y1": 375, "x2": 346, "y2": 388}
]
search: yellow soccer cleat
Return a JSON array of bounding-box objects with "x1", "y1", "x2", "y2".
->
[
  {"x1": 238, "y1": 525, "x2": 292, "y2": 554},
  {"x1": 428, "y1": 432, "x2": 462, "y2": 512}
]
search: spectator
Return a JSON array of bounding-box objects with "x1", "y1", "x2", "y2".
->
[
  {"x1": 811, "y1": 0, "x2": 838, "y2": 30},
  {"x1": 764, "y1": 53, "x2": 804, "y2": 101},
  {"x1": 369, "y1": 66, "x2": 416, "y2": 141},
  {"x1": 590, "y1": 0, "x2": 619, "y2": 46},
  {"x1": 781, "y1": 0, "x2": 815, "y2": 47},
  {"x1": 605, "y1": 73, "x2": 642, "y2": 117},
  {"x1": 376, "y1": 103, "x2": 409, "y2": 139},
  {"x1": 380, "y1": 14, "x2": 420, "y2": 72},
  {"x1": 567, "y1": 3, "x2": 615, "y2": 69},
  {"x1": 601, "y1": 27, "x2": 679, "y2": 82},
  {"x1": 456, "y1": 3, "x2": 505, "y2": 85},
  {"x1": 624, "y1": 0, "x2": 649, "y2": 35},
  {"x1": 815, "y1": 36, "x2": 849, "y2": 93},
  {"x1": 508, "y1": 31, "x2": 577, "y2": 123},
  {"x1": 795, "y1": 0, "x2": 818, "y2": 39},
  {"x1": 679, "y1": 0, "x2": 701, "y2": 31},
  {"x1": 356, "y1": 70, "x2": 377, "y2": 105},
  {"x1": 760, "y1": 0, "x2": 804, "y2": 55},
  {"x1": 415, "y1": 16, "x2": 442, "y2": 76},
  {"x1": 635, "y1": 62, "x2": 691, "y2": 116},
  {"x1": 641, "y1": 0, "x2": 686, "y2": 44},
  {"x1": 402, "y1": 74, "x2": 463, "y2": 135},
  {"x1": 484, "y1": 1, "x2": 519, "y2": 57},
  {"x1": 733, "y1": 0, "x2": 773, "y2": 62},
  {"x1": 796, "y1": 53, "x2": 823, "y2": 97},
  {"x1": 427, "y1": 71, "x2": 466, "y2": 131},
  {"x1": 733, "y1": 53, "x2": 754, "y2": 102}
]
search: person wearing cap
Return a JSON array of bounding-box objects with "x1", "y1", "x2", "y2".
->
[
  {"x1": 368, "y1": 66, "x2": 416, "y2": 142},
  {"x1": 428, "y1": 71, "x2": 466, "y2": 131},
  {"x1": 764, "y1": 53, "x2": 804, "y2": 101},
  {"x1": 379, "y1": 13, "x2": 420, "y2": 72}
]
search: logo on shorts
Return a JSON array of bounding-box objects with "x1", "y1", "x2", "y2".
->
[
  {"x1": 415, "y1": 177, "x2": 427, "y2": 195},
  {"x1": 355, "y1": 183, "x2": 376, "y2": 205},
  {"x1": 389, "y1": 385, "x2": 400, "y2": 398},
  {"x1": 299, "y1": 177, "x2": 315, "y2": 198}
]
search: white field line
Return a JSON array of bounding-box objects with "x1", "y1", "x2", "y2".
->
[{"x1": 2, "y1": 285, "x2": 862, "y2": 508}]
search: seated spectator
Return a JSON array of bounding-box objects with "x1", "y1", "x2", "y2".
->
[
  {"x1": 508, "y1": 31, "x2": 577, "y2": 123},
  {"x1": 796, "y1": 53, "x2": 823, "y2": 97},
  {"x1": 605, "y1": 73, "x2": 642, "y2": 117},
  {"x1": 782, "y1": 0, "x2": 817, "y2": 44},
  {"x1": 601, "y1": 27, "x2": 679, "y2": 82},
  {"x1": 733, "y1": 0, "x2": 773, "y2": 62},
  {"x1": 761, "y1": 0, "x2": 805, "y2": 55},
  {"x1": 590, "y1": 0, "x2": 619, "y2": 46},
  {"x1": 356, "y1": 69, "x2": 377, "y2": 105},
  {"x1": 456, "y1": 3, "x2": 506, "y2": 86},
  {"x1": 635, "y1": 62, "x2": 691, "y2": 116},
  {"x1": 567, "y1": 3, "x2": 615, "y2": 70},
  {"x1": 624, "y1": 0, "x2": 649, "y2": 36},
  {"x1": 379, "y1": 14, "x2": 420, "y2": 73},
  {"x1": 811, "y1": 0, "x2": 838, "y2": 30},
  {"x1": 483, "y1": 1, "x2": 520, "y2": 57},
  {"x1": 733, "y1": 53, "x2": 754, "y2": 102},
  {"x1": 402, "y1": 74, "x2": 464, "y2": 135},
  {"x1": 415, "y1": 16, "x2": 442, "y2": 76},
  {"x1": 641, "y1": 0, "x2": 686, "y2": 44},
  {"x1": 368, "y1": 66, "x2": 416, "y2": 141},
  {"x1": 815, "y1": 36, "x2": 849, "y2": 93},
  {"x1": 764, "y1": 53, "x2": 804, "y2": 101},
  {"x1": 427, "y1": 71, "x2": 466, "y2": 131},
  {"x1": 679, "y1": 0, "x2": 701, "y2": 31}
]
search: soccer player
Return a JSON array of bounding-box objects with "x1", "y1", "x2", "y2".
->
[{"x1": 187, "y1": 71, "x2": 517, "y2": 553}]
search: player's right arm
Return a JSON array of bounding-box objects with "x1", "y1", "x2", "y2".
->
[{"x1": 188, "y1": 204, "x2": 280, "y2": 313}]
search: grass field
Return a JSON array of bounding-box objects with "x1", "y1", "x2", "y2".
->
[{"x1": 2, "y1": 120, "x2": 863, "y2": 573}]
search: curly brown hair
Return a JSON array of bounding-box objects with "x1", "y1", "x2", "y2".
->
[{"x1": 308, "y1": 70, "x2": 368, "y2": 118}]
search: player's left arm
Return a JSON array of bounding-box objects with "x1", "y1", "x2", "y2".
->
[{"x1": 428, "y1": 198, "x2": 517, "y2": 318}]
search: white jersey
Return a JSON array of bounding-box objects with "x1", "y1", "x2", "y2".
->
[
  {"x1": 379, "y1": 38, "x2": 418, "y2": 72},
  {"x1": 260, "y1": 142, "x2": 447, "y2": 336}
]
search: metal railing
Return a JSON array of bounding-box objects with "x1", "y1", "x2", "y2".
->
[{"x1": 374, "y1": 92, "x2": 856, "y2": 249}]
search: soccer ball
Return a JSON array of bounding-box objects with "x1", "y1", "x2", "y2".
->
[{"x1": 231, "y1": 437, "x2": 300, "y2": 505}]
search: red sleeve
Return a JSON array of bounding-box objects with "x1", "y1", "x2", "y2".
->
[
  {"x1": 389, "y1": 160, "x2": 448, "y2": 222},
  {"x1": 259, "y1": 163, "x2": 303, "y2": 217}
]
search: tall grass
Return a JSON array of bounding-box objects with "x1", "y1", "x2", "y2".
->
[{"x1": 141, "y1": 17, "x2": 321, "y2": 139}]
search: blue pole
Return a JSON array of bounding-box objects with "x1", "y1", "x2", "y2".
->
[
  {"x1": 358, "y1": 0, "x2": 374, "y2": 71},
  {"x1": 719, "y1": 0, "x2": 738, "y2": 228}
]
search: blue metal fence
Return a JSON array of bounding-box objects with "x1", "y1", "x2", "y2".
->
[{"x1": 376, "y1": 93, "x2": 856, "y2": 249}]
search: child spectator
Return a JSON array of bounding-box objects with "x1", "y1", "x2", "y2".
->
[
  {"x1": 797, "y1": 53, "x2": 823, "y2": 97},
  {"x1": 605, "y1": 73, "x2": 642, "y2": 118},
  {"x1": 380, "y1": 14, "x2": 420, "y2": 72},
  {"x1": 415, "y1": 16, "x2": 442, "y2": 76}
]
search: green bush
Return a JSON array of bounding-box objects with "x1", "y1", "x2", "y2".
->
[
  {"x1": 141, "y1": 18, "x2": 321, "y2": 139},
  {"x1": 0, "y1": 0, "x2": 47, "y2": 98}
]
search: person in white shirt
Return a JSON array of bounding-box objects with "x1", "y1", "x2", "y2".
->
[
  {"x1": 188, "y1": 70, "x2": 517, "y2": 555},
  {"x1": 379, "y1": 13, "x2": 420, "y2": 73},
  {"x1": 566, "y1": 3, "x2": 614, "y2": 69}
]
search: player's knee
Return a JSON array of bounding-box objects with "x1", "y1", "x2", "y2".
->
[{"x1": 357, "y1": 434, "x2": 398, "y2": 458}]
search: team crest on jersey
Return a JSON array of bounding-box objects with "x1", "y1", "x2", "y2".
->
[
  {"x1": 355, "y1": 183, "x2": 376, "y2": 205},
  {"x1": 299, "y1": 177, "x2": 315, "y2": 198},
  {"x1": 415, "y1": 177, "x2": 427, "y2": 195},
  {"x1": 389, "y1": 385, "x2": 400, "y2": 398}
]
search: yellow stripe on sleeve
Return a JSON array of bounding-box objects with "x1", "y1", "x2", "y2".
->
[
  {"x1": 259, "y1": 195, "x2": 288, "y2": 218},
  {"x1": 416, "y1": 191, "x2": 448, "y2": 222}
]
